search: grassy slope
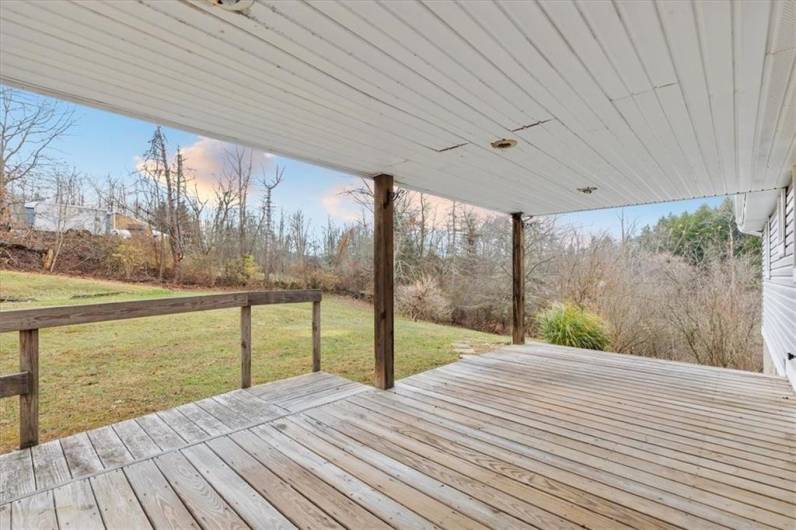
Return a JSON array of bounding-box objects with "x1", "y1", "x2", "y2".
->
[{"x1": 0, "y1": 271, "x2": 504, "y2": 451}]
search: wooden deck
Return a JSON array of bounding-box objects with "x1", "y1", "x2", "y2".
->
[{"x1": 1, "y1": 343, "x2": 794, "y2": 529}]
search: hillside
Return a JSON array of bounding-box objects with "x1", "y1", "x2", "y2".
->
[{"x1": 0, "y1": 271, "x2": 504, "y2": 451}]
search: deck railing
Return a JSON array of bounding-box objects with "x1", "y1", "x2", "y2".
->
[{"x1": 0, "y1": 289, "x2": 321, "y2": 449}]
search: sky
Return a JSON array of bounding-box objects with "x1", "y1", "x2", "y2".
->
[{"x1": 18, "y1": 87, "x2": 722, "y2": 237}]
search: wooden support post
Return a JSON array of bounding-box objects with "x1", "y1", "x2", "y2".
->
[
  {"x1": 312, "y1": 300, "x2": 321, "y2": 372},
  {"x1": 374, "y1": 174, "x2": 395, "y2": 389},
  {"x1": 240, "y1": 305, "x2": 251, "y2": 388},
  {"x1": 19, "y1": 329, "x2": 39, "y2": 449},
  {"x1": 512, "y1": 213, "x2": 525, "y2": 345}
]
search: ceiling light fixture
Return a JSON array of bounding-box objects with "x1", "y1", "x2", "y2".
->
[
  {"x1": 490, "y1": 138, "x2": 517, "y2": 150},
  {"x1": 577, "y1": 186, "x2": 598, "y2": 194}
]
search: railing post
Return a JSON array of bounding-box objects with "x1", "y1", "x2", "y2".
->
[
  {"x1": 240, "y1": 305, "x2": 251, "y2": 388},
  {"x1": 20, "y1": 329, "x2": 39, "y2": 449},
  {"x1": 312, "y1": 300, "x2": 321, "y2": 372}
]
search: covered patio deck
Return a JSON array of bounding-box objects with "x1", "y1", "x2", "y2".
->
[
  {"x1": 2, "y1": 343, "x2": 794, "y2": 529},
  {"x1": 1, "y1": 1, "x2": 795, "y2": 527}
]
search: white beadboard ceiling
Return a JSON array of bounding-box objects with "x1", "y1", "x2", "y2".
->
[{"x1": 0, "y1": 0, "x2": 794, "y2": 220}]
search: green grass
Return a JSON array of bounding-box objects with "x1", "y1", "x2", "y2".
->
[{"x1": 0, "y1": 271, "x2": 505, "y2": 451}]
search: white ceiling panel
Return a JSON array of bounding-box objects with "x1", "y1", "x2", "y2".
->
[{"x1": 0, "y1": 0, "x2": 793, "y2": 217}]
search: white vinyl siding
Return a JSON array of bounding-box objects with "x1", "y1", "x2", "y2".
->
[
  {"x1": 0, "y1": 1, "x2": 793, "y2": 216},
  {"x1": 762, "y1": 180, "x2": 795, "y2": 389}
]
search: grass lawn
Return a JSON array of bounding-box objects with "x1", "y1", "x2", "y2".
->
[{"x1": 0, "y1": 270, "x2": 505, "y2": 452}]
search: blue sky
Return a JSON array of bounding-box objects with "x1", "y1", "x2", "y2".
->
[
  {"x1": 22, "y1": 87, "x2": 721, "y2": 237},
  {"x1": 558, "y1": 197, "x2": 722, "y2": 236}
]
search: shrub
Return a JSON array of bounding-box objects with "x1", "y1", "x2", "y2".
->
[
  {"x1": 104, "y1": 236, "x2": 157, "y2": 280},
  {"x1": 396, "y1": 276, "x2": 452, "y2": 323},
  {"x1": 220, "y1": 255, "x2": 259, "y2": 286},
  {"x1": 536, "y1": 302, "x2": 610, "y2": 351},
  {"x1": 303, "y1": 269, "x2": 342, "y2": 291},
  {"x1": 179, "y1": 252, "x2": 217, "y2": 286}
]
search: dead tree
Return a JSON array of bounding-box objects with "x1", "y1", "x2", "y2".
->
[
  {"x1": 222, "y1": 146, "x2": 254, "y2": 264},
  {"x1": 0, "y1": 87, "x2": 74, "y2": 228},
  {"x1": 46, "y1": 168, "x2": 82, "y2": 272},
  {"x1": 137, "y1": 127, "x2": 188, "y2": 280},
  {"x1": 259, "y1": 164, "x2": 284, "y2": 277}
]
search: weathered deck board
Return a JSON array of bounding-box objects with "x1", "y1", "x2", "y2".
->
[
  {"x1": 52, "y1": 480, "x2": 103, "y2": 530},
  {"x1": 287, "y1": 413, "x2": 541, "y2": 529},
  {"x1": 0, "y1": 449, "x2": 34, "y2": 501},
  {"x1": 388, "y1": 378, "x2": 795, "y2": 507},
  {"x1": 10, "y1": 491, "x2": 57, "y2": 530},
  {"x1": 87, "y1": 426, "x2": 134, "y2": 468},
  {"x1": 90, "y1": 469, "x2": 151, "y2": 529},
  {"x1": 124, "y1": 460, "x2": 199, "y2": 530},
  {"x1": 228, "y1": 429, "x2": 390, "y2": 529},
  {"x1": 113, "y1": 419, "x2": 161, "y2": 460},
  {"x1": 135, "y1": 414, "x2": 186, "y2": 452},
  {"x1": 252, "y1": 423, "x2": 436, "y2": 529},
  {"x1": 383, "y1": 384, "x2": 790, "y2": 528},
  {"x1": 59, "y1": 433, "x2": 102, "y2": 480},
  {"x1": 155, "y1": 408, "x2": 208, "y2": 444},
  {"x1": 154, "y1": 451, "x2": 246, "y2": 530},
  {"x1": 205, "y1": 436, "x2": 343, "y2": 529},
  {"x1": 182, "y1": 444, "x2": 295, "y2": 529},
  {"x1": 30, "y1": 441, "x2": 70, "y2": 490},
  {"x1": 0, "y1": 372, "x2": 363, "y2": 505},
  {"x1": 307, "y1": 404, "x2": 605, "y2": 529},
  {"x1": 2, "y1": 349, "x2": 794, "y2": 529},
  {"x1": 429, "y1": 365, "x2": 792, "y2": 462}
]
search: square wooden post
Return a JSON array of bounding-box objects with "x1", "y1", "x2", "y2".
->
[
  {"x1": 374, "y1": 174, "x2": 395, "y2": 389},
  {"x1": 312, "y1": 300, "x2": 321, "y2": 372},
  {"x1": 20, "y1": 329, "x2": 39, "y2": 448},
  {"x1": 241, "y1": 305, "x2": 252, "y2": 388},
  {"x1": 512, "y1": 213, "x2": 525, "y2": 345}
]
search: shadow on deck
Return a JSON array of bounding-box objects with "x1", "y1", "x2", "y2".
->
[{"x1": 1, "y1": 343, "x2": 794, "y2": 529}]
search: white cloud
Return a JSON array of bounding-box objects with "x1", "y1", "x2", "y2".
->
[
  {"x1": 321, "y1": 183, "x2": 364, "y2": 222},
  {"x1": 405, "y1": 192, "x2": 494, "y2": 228},
  {"x1": 320, "y1": 182, "x2": 497, "y2": 226},
  {"x1": 134, "y1": 136, "x2": 275, "y2": 203}
]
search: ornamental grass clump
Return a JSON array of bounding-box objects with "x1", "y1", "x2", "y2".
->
[{"x1": 536, "y1": 302, "x2": 610, "y2": 351}]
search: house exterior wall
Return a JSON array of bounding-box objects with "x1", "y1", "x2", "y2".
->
[
  {"x1": 761, "y1": 178, "x2": 796, "y2": 390},
  {"x1": 25, "y1": 202, "x2": 111, "y2": 235}
]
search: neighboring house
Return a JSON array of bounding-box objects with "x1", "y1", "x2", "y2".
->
[
  {"x1": 112, "y1": 212, "x2": 149, "y2": 235},
  {"x1": 24, "y1": 201, "x2": 149, "y2": 239},
  {"x1": 25, "y1": 201, "x2": 111, "y2": 235},
  {"x1": 735, "y1": 168, "x2": 796, "y2": 389}
]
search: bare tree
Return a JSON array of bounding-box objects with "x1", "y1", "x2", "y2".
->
[
  {"x1": 222, "y1": 146, "x2": 254, "y2": 264},
  {"x1": 417, "y1": 193, "x2": 430, "y2": 259},
  {"x1": 137, "y1": 127, "x2": 191, "y2": 279},
  {"x1": 259, "y1": 164, "x2": 284, "y2": 277},
  {"x1": 0, "y1": 86, "x2": 75, "y2": 227},
  {"x1": 288, "y1": 210, "x2": 310, "y2": 266},
  {"x1": 45, "y1": 168, "x2": 82, "y2": 272},
  {"x1": 663, "y1": 256, "x2": 761, "y2": 370},
  {"x1": 342, "y1": 177, "x2": 407, "y2": 214}
]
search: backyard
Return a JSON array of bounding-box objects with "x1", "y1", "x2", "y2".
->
[{"x1": 0, "y1": 271, "x2": 504, "y2": 452}]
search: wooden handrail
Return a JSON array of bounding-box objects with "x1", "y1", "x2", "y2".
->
[
  {"x1": 0, "y1": 289, "x2": 321, "y2": 332},
  {"x1": 0, "y1": 371, "x2": 30, "y2": 399},
  {"x1": 0, "y1": 290, "x2": 322, "y2": 449}
]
